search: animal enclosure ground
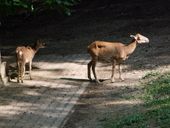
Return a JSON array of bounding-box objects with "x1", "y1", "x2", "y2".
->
[{"x1": 0, "y1": 0, "x2": 170, "y2": 128}]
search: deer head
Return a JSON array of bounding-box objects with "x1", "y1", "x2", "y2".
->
[
  {"x1": 130, "y1": 33, "x2": 149, "y2": 44},
  {"x1": 36, "y1": 39, "x2": 46, "y2": 48}
]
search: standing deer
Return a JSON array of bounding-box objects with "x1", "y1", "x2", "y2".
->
[
  {"x1": 87, "y1": 33, "x2": 149, "y2": 84},
  {"x1": 16, "y1": 39, "x2": 46, "y2": 83}
]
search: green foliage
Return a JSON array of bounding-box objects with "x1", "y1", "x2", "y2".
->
[
  {"x1": 0, "y1": 0, "x2": 33, "y2": 16},
  {"x1": 44, "y1": 0, "x2": 80, "y2": 15},
  {"x1": 142, "y1": 71, "x2": 160, "y2": 79},
  {"x1": 104, "y1": 114, "x2": 147, "y2": 128},
  {"x1": 103, "y1": 72, "x2": 170, "y2": 128},
  {"x1": 144, "y1": 73, "x2": 170, "y2": 102},
  {"x1": 0, "y1": 0, "x2": 80, "y2": 16}
]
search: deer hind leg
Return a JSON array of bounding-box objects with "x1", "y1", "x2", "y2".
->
[
  {"x1": 118, "y1": 64, "x2": 124, "y2": 81},
  {"x1": 20, "y1": 63, "x2": 25, "y2": 83},
  {"x1": 17, "y1": 62, "x2": 21, "y2": 83},
  {"x1": 29, "y1": 61, "x2": 32, "y2": 80},
  {"x1": 111, "y1": 60, "x2": 116, "y2": 83},
  {"x1": 87, "y1": 60, "x2": 93, "y2": 81}
]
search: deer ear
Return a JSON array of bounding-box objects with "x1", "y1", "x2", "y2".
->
[
  {"x1": 37, "y1": 39, "x2": 42, "y2": 44},
  {"x1": 130, "y1": 35, "x2": 137, "y2": 40},
  {"x1": 130, "y1": 35, "x2": 135, "y2": 38}
]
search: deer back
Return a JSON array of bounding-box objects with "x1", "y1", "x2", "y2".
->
[{"x1": 16, "y1": 46, "x2": 36, "y2": 63}]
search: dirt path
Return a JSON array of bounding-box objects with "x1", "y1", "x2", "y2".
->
[
  {"x1": 0, "y1": 53, "x2": 169, "y2": 128},
  {"x1": 1, "y1": 1, "x2": 170, "y2": 128},
  {"x1": 0, "y1": 54, "x2": 90, "y2": 128},
  {"x1": 63, "y1": 62, "x2": 170, "y2": 128}
]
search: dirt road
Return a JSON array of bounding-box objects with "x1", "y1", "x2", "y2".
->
[
  {"x1": 0, "y1": 54, "x2": 90, "y2": 128},
  {"x1": 0, "y1": 0, "x2": 170, "y2": 128}
]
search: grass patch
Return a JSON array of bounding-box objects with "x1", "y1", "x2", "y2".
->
[
  {"x1": 142, "y1": 71, "x2": 160, "y2": 80},
  {"x1": 103, "y1": 72, "x2": 170, "y2": 128}
]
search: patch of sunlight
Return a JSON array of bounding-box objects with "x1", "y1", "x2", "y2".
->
[
  {"x1": 36, "y1": 61, "x2": 86, "y2": 70},
  {"x1": 21, "y1": 80, "x2": 79, "y2": 90},
  {"x1": 23, "y1": 90, "x2": 40, "y2": 96},
  {"x1": 156, "y1": 65, "x2": 170, "y2": 73},
  {"x1": 103, "y1": 100, "x2": 143, "y2": 106},
  {"x1": 34, "y1": 70, "x2": 56, "y2": 74},
  {"x1": 22, "y1": 79, "x2": 56, "y2": 87},
  {"x1": 57, "y1": 84, "x2": 78, "y2": 89},
  {"x1": 0, "y1": 102, "x2": 33, "y2": 117}
]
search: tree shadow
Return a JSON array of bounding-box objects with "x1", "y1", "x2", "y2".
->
[
  {"x1": 60, "y1": 77, "x2": 89, "y2": 83},
  {"x1": 0, "y1": 76, "x2": 90, "y2": 127}
]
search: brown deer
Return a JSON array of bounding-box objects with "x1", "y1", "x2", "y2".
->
[
  {"x1": 87, "y1": 33, "x2": 149, "y2": 84},
  {"x1": 16, "y1": 39, "x2": 46, "y2": 83}
]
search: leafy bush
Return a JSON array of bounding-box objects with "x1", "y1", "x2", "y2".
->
[
  {"x1": 45, "y1": 0, "x2": 81, "y2": 15},
  {"x1": 0, "y1": 0, "x2": 81, "y2": 16}
]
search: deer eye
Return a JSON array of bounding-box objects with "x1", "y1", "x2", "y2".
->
[{"x1": 137, "y1": 37, "x2": 140, "y2": 40}]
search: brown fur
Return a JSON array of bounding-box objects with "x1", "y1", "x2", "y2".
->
[
  {"x1": 87, "y1": 34, "x2": 149, "y2": 83},
  {"x1": 16, "y1": 39, "x2": 46, "y2": 83}
]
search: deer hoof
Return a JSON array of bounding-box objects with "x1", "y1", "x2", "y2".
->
[
  {"x1": 95, "y1": 80, "x2": 102, "y2": 85},
  {"x1": 119, "y1": 77, "x2": 124, "y2": 81},
  {"x1": 111, "y1": 79, "x2": 115, "y2": 83}
]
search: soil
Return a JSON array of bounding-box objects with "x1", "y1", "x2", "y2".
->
[{"x1": 0, "y1": 0, "x2": 170, "y2": 128}]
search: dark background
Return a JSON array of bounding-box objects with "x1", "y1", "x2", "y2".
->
[{"x1": 0, "y1": 0, "x2": 170, "y2": 56}]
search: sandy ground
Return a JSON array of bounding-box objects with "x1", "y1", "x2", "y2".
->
[{"x1": 0, "y1": 0, "x2": 170, "y2": 128}]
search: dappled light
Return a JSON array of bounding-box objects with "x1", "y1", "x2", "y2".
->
[
  {"x1": 1, "y1": 0, "x2": 170, "y2": 128},
  {"x1": 1, "y1": 50, "x2": 170, "y2": 128},
  {"x1": 100, "y1": 100, "x2": 143, "y2": 106},
  {"x1": 0, "y1": 54, "x2": 90, "y2": 127}
]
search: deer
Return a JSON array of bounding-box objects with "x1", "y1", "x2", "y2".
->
[
  {"x1": 16, "y1": 39, "x2": 46, "y2": 83},
  {"x1": 87, "y1": 33, "x2": 149, "y2": 84}
]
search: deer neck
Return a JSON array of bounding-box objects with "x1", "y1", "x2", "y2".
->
[
  {"x1": 124, "y1": 39, "x2": 137, "y2": 55},
  {"x1": 32, "y1": 44, "x2": 40, "y2": 53}
]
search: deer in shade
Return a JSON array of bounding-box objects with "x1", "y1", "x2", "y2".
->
[{"x1": 16, "y1": 39, "x2": 46, "y2": 83}]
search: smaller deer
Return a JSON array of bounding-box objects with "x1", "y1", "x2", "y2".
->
[
  {"x1": 87, "y1": 33, "x2": 149, "y2": 84},
  {"x1": 16, "y1": 39, "x2": 46, "y2": 83}
]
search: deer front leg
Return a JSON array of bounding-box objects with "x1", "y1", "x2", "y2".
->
[
  {"x1": 29, "y1": 61, "x2": 32, "y2": 80},
  {"x1": 118, "y1": 64, "x2": 124, "y2": 81},
  {"x1": 92, "y1": 61, "x2": 100, "y2": 84}
]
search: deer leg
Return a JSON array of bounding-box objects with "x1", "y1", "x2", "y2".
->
[
  {"x1": 29, "y1": 61, "x2": 32, "y2": 80},
  {"x1": 111, "y1": 60, "x2": 116, "y2": 83},
  {"x1": 17, "y1": 62, "x2": 21, "y2": 83},
  {"x1": 92, "y1": 61, "x2": 100, "y2": 84},
  {"x1": 21, "y1": 63, "x2": 25, "y2": 83},
  {"x1": 118, "y1": 64, "x2": 124, "y2": 81},
  {"x1": 87, "y1": 60, "x2": 93, "y2": 81}
]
